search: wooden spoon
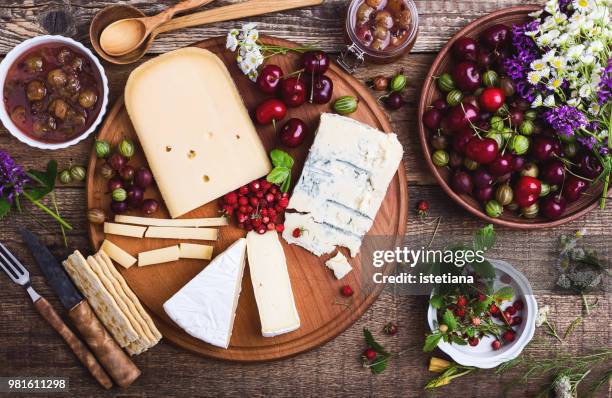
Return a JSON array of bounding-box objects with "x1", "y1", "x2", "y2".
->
[
  {"x1": 90, "y1": 0, "x2": 324, "y2": 65},
  {"x1": 99, "y1": 0, "x2": 215, "y2": 56}
]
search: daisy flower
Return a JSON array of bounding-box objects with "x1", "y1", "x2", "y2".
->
[{"x1": 527, "y1": 70, "x2": 543, "y2": 85}]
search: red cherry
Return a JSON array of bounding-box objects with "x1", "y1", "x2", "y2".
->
[
  {"x1": 479, "y1": 87, "x2": 506, "y2": 112},
  {"x1": 452, "y1": 128, "x2": 474, "y2": 154},
  {"x1": 466, "y1": 138, "x2": 499, "y2": 164},
  {"x1": 563, "y1": 176, "x2": 588, "y2": 202},
  {"x1": 423, "y1": 108, "x2": 442, "y2": 130},
  {"x1": 451, "y1": 171, "x2": 474, "y2": 194},
  {"x1": 488, "y1": 153, "x2": 514, "y2": 176},
  {"x1": 475, "y1": 186, "x2": 494, "y2": 203},
  {"x1": 280, "y1": 77, "x2": 307, "y2": 107},
  {"x1": 292, "y1": 227, "x2": 303, "y2": 238},
  {"x1": 256, "y1": 64, "x2": 283, "y2": 94},
  {"x1": 506, "y1": 306, "x2": 517, "y2": 316},
  {"x1": 309, "y1": 75, "x2": 333, "y2": 104},
  {"x1": 502, "y1": 330, "x2": 516, "y2": 342},
  {"x1": 515, "y1": 176, "x2": 541, "y2": 207},
  {"x1": 454, "y1": 307, "x2": 466, "y2": 317},
  {"x1": 481, "y1": 24, "x2": 510, "y2": 48},
  {"x1": 432, "y1": 98, "x2": 447, "y2": 111},
  {"x1": 452, "y1": 37, "x2": 479, "y2": 62},
  {"x1": 279, "y1": 118, "x2": 309, "y2": 148},
  {"x1": 576, "y1": 152, "x2": 604, "y2": 179},
  {"x1": 541, "y1": 160, "x2": 566, "y2": 185},
  {"x1": 255, "y1": 99, "x2": 287, "y2": 125},
  {"x1": 451, "y1": 61, "x2": 481, "y2": 92},
  {"x1": 472, "y1": 168, "x2": 493, "y2": 189},
  {"x1": 490, "y1": 304, "x2": 499, "y2": 314},
  {"x1": 340, "y1": 284, "x2": 354, "y2": 297},
  {"x1": 531, "y1": 136, "x2": 559, "y2": 161},
  {"x1": 447, "y1": 104, "x2": 479, "y2": 131},
  {"x1": 303, "y1": 51, "x2": 330, "y2": 75},
  {"x1": 457, "y1": 295, "x2": 468, "y2": 307}
]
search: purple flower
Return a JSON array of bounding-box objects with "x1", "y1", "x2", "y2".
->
[
  {"x1": 0, "y1": 150, "x2": 28, "y2": 203},
  {"x1": 577, "y1": 136, "x2": 597, "y2": 150},
  {"x1": 544, "y1": 106, "x2": 588, "y2": 138},
  {"x1": 511, "y1": 21, "x2": 539, "y2": 54},
  {"x1": 597, "y1": 58, "x2": 612, "y2": 106}
]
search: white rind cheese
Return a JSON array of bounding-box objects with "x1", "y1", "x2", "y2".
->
[
  {"x1": 138, "y1": 245, "x2": 180, "y2": 267},
  {"x1": 163, "y1": 239, "x2": 247, "y2": 349},
  {"x1": 246, "y1": 231, "x2": 300, "y2": 337},
  {"x1": 285, "y1": 113, "x2": 403, "y2": 256},
  {"x1": 103, "y1": 222, "x2": 146, "y2": 238},
  {"x1": 115, "y1": 215, "x2": 228, "y2": 228},
  {"x1": 100, "y1": 240, "x2": 137, "y2": 269},
  {"x1": 325, "y1": 251, "x2": 353, "y2": 280},
  {"x1": 125, "y1": 47, "x2": 271, "y2": 218},
  {"x1": 144, "y1": 227, "x2": 218, "y2": 241},
  {"x1": 178, "y1": 243, "x2": 213, "y2": 260}
]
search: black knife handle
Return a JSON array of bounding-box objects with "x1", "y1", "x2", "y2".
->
[{"x1": 33, "y1": 297, "x2": 113, "y2": 389}]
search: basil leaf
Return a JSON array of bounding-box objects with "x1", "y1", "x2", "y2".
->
[
  {"x1": 0, "y1": 197, "x2": 10, "y2": 219},
  {"x1": 364, "y1": 328, "x2": 389, "y2": 355},
  {"x1": 280, "y1": 176, "x2": 291, "y2": 193},
  {"x1": 369, "y1": 354, "x2": 390, "y2": 374},
  {"x1": 442, "y1": 309, "x2": 457, "y2": 331},
  {"x1": 473, "y1": 224, "x2": 495, "y2": 252},
  {"x1": 451, "y1": 335, "x2": 468, "y2": 345},
  {"x1": 470, "y1": 259, "x2": 496, "y2": 280},
  {"x1": 423, "y1": 333, "x2": 443, "y2": 352},
  {"x1": 266, "y1": 167, "x2": 290, "y2": 184},
  {"x1": 493, "y1": 286, "x2": 514, "y2": 302},
  {"x1": 270, "y1": 149, "x2": 294, "y2": 168}
]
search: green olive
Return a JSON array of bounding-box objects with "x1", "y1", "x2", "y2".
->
[
  {"x1": 432, "y1": 150, "x2": 449, "y2": 167},
  {"x1": 79, "y1": 89, "x2": 98, "y2": 109},
  {"x1": 389, "y1": 73, "x2": 407, "y2": 92},
  {"x1": 522, "y1": 203, "x2": 539, "y2": 219},
  {"x1": 496, "y1": 103, "x2": 510, "y2": 116},
  {"x1": 119, "y1": 138, "x2": 136, "y2": 158},
  {"x1": 495, "y1": 185, "x2": 514, "y2": 206},
  {"x1": 485, "y1": 200, "x2": 503, "y2": 218},
  {"x1": 49, "y1": 99, "x2": 70, "y2": 120},
  {"x1": 87, "y1": 208, "x2": 106, "y2": 224},
  {"x1": 96, "y1": 140, "x2": 111, "y2": 158},
  {"x1": 485, "y1": 131, "x2": 504, "y2": 148},
  {"x1": 47, "y1": 69, "x2": 67, "y2": 87},
  {"x1": 463, "y1": 158, "x2": 479, "y2": 171},
  {"x1": 26, "y1": 80, "x2": 47, "y2": 101},
  {"x1": 24, "y1": 55, "x2": 43, "y2": 72},
  {"x1": 375, "y1": 11, "x2": 394, "y2": 29},
  {"x1": 490, "y1": 116, "x2": 504, "y2": 131},
  {"x1": 540, "y1": 183, "x2": 551, "y2": 197},
  {"x1": 356, "y1": 3, "x2": 375, "y2": 22},
  {"x1": 524, "y1": 109, "x2": 538, "y2": 121}
]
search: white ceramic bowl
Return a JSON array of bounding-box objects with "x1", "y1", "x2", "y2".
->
[
  {"x1": 0, "y1": 35, "x2": 109, "y2": 150},
  {"x1": 427, "y1": 259, "x2": 537, "y2": 369}
]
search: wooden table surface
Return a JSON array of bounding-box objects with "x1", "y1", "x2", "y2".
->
[{"x1": 0, "y1": 1, "x2": 610, "y2": 397}]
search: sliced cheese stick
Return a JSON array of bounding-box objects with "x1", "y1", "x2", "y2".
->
[
  {"x1": 104, "y1": 222, "x2": 146, "y2": 238},
  {"x1": 115, "y1": 215, "x2": 228, "y2": 228},
  {"x1": 178, "y1": 243, "x2": 213, "y2": 260},
  {"x1": 138, "y1": 245, "x2": 180, "y2": 267},
  {"x1": 145, "y1": 227, "x2": 218, "y2": 241},
  {"x1": 101, "y1": 240, "x2": 137, "y2": 269}
]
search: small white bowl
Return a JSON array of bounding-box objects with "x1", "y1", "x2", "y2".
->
[
  {"x1": 427, "y1": 259, "x2": 537, "y2": 369},
  {"x1": 0, "y1": 35, "x2": 109, "y2": 150}
]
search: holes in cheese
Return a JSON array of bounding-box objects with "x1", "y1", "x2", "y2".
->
[
  {"x1": 124, "y1": 47, "x2": 271, "y2": 218},
  {"x1": 178, "y1": 243, "x2": 213, "y2": 260},
  {"x1": 114, "y1": 215, "x2": 228, "y2": 228},
  {"x1": 101, "y1": 239, "x2": 137, "y2": 269},
  {"x1": 138, "y1": 245, "x2": 180, "y2": 267},
  {"x1": 104, "y1": 222, "x2": 147, "y2": 238},
  {"x1": 144, "y1": 227, "x2": 218, "y2": 241}
]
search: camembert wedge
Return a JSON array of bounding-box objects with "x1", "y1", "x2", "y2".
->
[{"x1": 163, "y1": 239, "x2": 247, "y2": 349}]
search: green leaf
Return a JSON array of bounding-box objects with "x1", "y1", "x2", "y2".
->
[
  {"x1": 280, "y1": 175, "x2": 291, "y2": 193},
  {"x1": 266, "y1": 167, "x2": 290, "y2": 184},
  {"x1": 442, "y1": 309, "x2": 457, "y2": 331},
  {"x1": 0, "y1": 197, "x2": 11, "y2": 219},
  {"x1": 430, "y1": 295, "x2": 444, "y2": 309},
  {"x1": 465, "y1": 327, "x2": 475, "y2": 337},
  {"x1": 25, "y1": 160, "x2": 58, "y2": 201},
  {"x1": 472, "y1": 295, "x2": 494, "y2": 315},
  {"x1": 270, "y1": 149, "x2": 294, "y2": 168},
  {"x1": 423, "y1": 333, "x2": 443, "y2": 352},
  {"x1": 470, "y1": 259, "x2": 496, "y2": 280},
  {"x1": 451, "y1": 335, "x2": 468, "y2": 345},
  {"x1": 493, "y1": 286, "x2": 514, "y2": 302},
  {"x1": 473, "y1": 224, "x2": 495, "y2": 252},
  {"x1": 369, "y1": 354, "x2": 390, "y2": 374},
  {"x1": 364, "y1": 328, "x2": 389, "y2": 355}
]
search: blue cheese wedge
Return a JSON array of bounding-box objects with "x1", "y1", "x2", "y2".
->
[
  {"x1": 163, "y1": 239, "x2": 247, "y2": 349},
  {"x1": 325, "y1": 251, "x2": 352, "y2": 280},
  {"x1": 284, "y1": 113, "x2": 403, "y2": 256},
  {"x1": 246, "y1": 231, "x2": 300, "y2": 337}
]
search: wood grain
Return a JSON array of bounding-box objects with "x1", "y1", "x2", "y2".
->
[
  {"x1": 1, "y1": 0, "x2": 611, "y2": 397},
  {"x1": 87, "y1": 36, "x2": 408, "y2": 361}
]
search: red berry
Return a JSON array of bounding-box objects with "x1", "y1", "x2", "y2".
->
[
  {"x1": 222, "y1": 205, "x2": 234, "y2": 216},
  {"x1": 511, "y1": 316, "x2": 522, "y2": 326},
  {"x1": 471, "y1": 317, "x2": 481, "y2": 326},
  {"x1": 466, "y1": 137, "x2": 499, "y2": 164},
  {"x1": 490, "y1": 304, "x2": 499, "y2": 314},
  {"x1": 276, "y1": 224, "x2": 285, "y2": 233},
  {"x1": 479, "y1": 87, "x2": 506, "y2": 112},
  {"x1": 267, "y1": 222, "x2": 275, "y2": 230},
  {"x1": 454, "y1": 308, "x2": 466, "y2": 317},
  {"x1": 340, "y1": 285, "x2": 354, "y2": 297},
  {"x1": 257, "y1": 226, "x2": 267, "y2": 234},
  {"x1": 506, "y1": 306, "x2": 517, "y2": 316},
  {"x1": 457, "y1": 296, "x2": 468, "y2": 307},
  {"x1": 515, "y1": 176, "x2": 542, "y2": 207},
  {"x1": 223, "y1": 192, "x2": 238, "y2": 205},
  {"x1": 468, "y1": 337, "x2": 480, "y2": 346},
  {"x1": 363, "y1": 348, "x2": 377, "y2": 361},
  {"x1": 278, "y1": 197, "x2": 289, "y2": 208},
  {"x1": 502, "y1": 330, "x2": 515, "y2": 342},
  {"x1": 292, "y1": 227, "x2": 303, "y2": 238},
  {"x1": 238, "y1": 196, "x2": 248, "y2": 206},
  {"x1": 491, "y1": 340, "x2": 502, "y2": 350},
  {"x1": 513, "y1": 300, "x2": 524, "y2": 311},
  {"x1": 239, "y1": 185, "x2": 249, "y2": 195},
  {"x1": 249, "y1": 180, "x2": 261, "y2": 192}
]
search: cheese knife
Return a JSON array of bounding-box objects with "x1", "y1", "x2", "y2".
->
[{"x1": 19, "y1": 228, "x2": 141, "y2": 388}]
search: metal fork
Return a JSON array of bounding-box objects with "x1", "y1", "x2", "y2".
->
[{"x1": 0, "y1": 242, "x2": 41, "y2": 303}]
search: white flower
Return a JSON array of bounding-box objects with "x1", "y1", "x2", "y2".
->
[
  {"x1": 548, "y1": 77, "x2": 564, "y2": 90},
  {"x1": 243, "y1": 29, "x2": 259, "y2": 47},
  {"x1": 529, "y1": 9, "x2": 544, "y2": 18},
  {"x1": 536, "y1": 305, "x2": 550, "y2": 327},
  {"x1": 531, "y1": 59, "x2": 547, "y2": 71},
  {"x1": 550, "y1": 56, "x2": 566, "y2": 69},
  {"x1": 567, "y1": 97, "x2": 581, "y2": 107},
  {"x1": 226, "y1": 30, "x2": 239, "y2": 52},
  {"x1": 556, "y1": 33, "x2": 570, "y2": 45},
  {"x1": 544, "y1": 94, "x2": 556, "y2": 107},
  {"x1": 582, "y1": 54, "x2": 595, "y2": 65},
  {"x1": 567, "y1": 44, "x2": 585, "y2": 59},
  {"x1": 242, "y1": 22, "x2": 257, "y2": 34},
  {"x1": 574, "y1": 0, "x2": 591, "y2": 11},
  {"x1": 588, "y1": 103, "x2": 601, "y2": 115},
  {"x1": 532, "y1": 94, "x2": 543, "y2": 108},
  {"x1": 544, "y1": 0, "x2": 560, "y2": 15},
  {"x1": 527, "y1": 71, "x2": 543, "y2": 85},
  {"x1": 588, "y1": 40, "x2": 604, "y2": 54},
  {"x1": 579, "y1": 84, "x2": 592, "y2": 98}
]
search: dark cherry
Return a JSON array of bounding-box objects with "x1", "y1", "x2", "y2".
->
[
  {"x1": 479, "y1": 88, "x2": 505, "y2": 112},
  {"x1": 452, "y1": 128, "x2": 474, "y2": 155},
  {"x1": 515, "y1": 176, "x2": 541, "y2": 207},
  {"x1": 110, "y1": 200, "x2": 128, "y2": 214},
  {"x1": 541, "y1": 160, "x2": 566, "y2": 185},
  {"x1": 481, "y1": 24, "x2": 510, "y2": 48},
  {"x1": 451, "y1": 171, "x2": 474, "y2": 194},
  {"x1": 541, "y1": 196, "x2": 567, "y2": 219},
  {"x1": 562, "y1": 176, "x2": 588, "y2": 202},
  {"x1": 475, "y1": 186, "x2": 494, "y2": 203},
  {"x1": 432, "y1": 98, "x2": 447, "y2": 111},
  {"x1": 495, "y1": 172, "x2": 512, "y2": 184},
  {"x1": 119, "y1": 165, "x2": 135, "y2": 182},
  {"x1": 108, "y1": 153, "x2": 126, "y2": 171},
  {"x1": 462, "y1": 95, "x2": 480, "y2": 110},
  {"x1": 280, "y1": 77, "x2": 307, "y2": 107},
  {"x1": 452, "y1": 37, "x2": 479, "y2": 62},
  {"x1": 449, "y1": 152, "x2": 463, "y2": 168},
  {"x1": 576, "y1": 152, "x2": 604, "y2": 179},
  {"x1": 531, "y1": 136, "x2": 559, "y2": 161},
  {"x1": 472, "y1": 168, "x2": 493, "y2": 188},
  {"x1": 256, "y1": 64, "x2": 283, "y2": 94},
  {"x1": 447, "y1": 103, "x2": 479, "y2": 131},
  {"x1": 489, "y1": 153, "x2": 513, "y2": 176},
  {"x1": 431, "y1": 135, "x2": 449, "y2": 150},
  {"x1": 303, "y1": 51, "x2": 330, "y2": 75},
  {"x1": 126, "y1": 186, "x2": 144, "y2": 208},
  {"x1": 384, "y1": 92, "x2": 404, "y2": 110},
  {"x1": 509, "y1": 109, "x2": 524, "y2": 126},
  {"x1": 476, "y1": 51, "x2": 493, "y2": 69},
  {"x1": 423, "y1": 108, "x2": 442, "y2": 130},
  {"x1": 108, "y1": 178, "x2": 123, "y2": 192},
  {"x1": 309, "y1": 75, "x2": 334, "y2": 104},
  {"x1": 511, "y1": 156, "x2": 526, "y2": 171},
  {"x1": 135, "y1": 167, "x2": 153, "y2": 189},
  {"x1": 451, "y1": 61, "x2": 481, "y2": 92},
  {"x1": 466, "y1": 137, "x2": 499, "y2": 164},
  {"x1": 255, "y1": 99, "x2": 287, "y2": 124},
  {"x1": 141, "y1": 198, "x2": 159, "y2": 215},
  {"x1": 279, "y1": 118, "x2": 309, "y2": 148}
]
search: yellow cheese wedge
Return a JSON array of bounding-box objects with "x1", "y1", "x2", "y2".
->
[
  {"x1": 103, "y1": 222, "x2": 146, "y2": 238},
  {"x1": 101, "y1": 240, "x2": 137, "y2": 269},
  {"x1": 138, "y1": 245, "x2": 180, "y2": 267},
  {"x1": 145, "y1": 227, "x2": 218, "y2": 241},
  {"x1": 115, "y1": 215, "x2": 228, "y2": 228},
  {"x1": 124, "y1": 47, "x2": 272, "y2": 218},
  {"x1": 178, "y1": 243, "x2": 213, "y2": 260}
]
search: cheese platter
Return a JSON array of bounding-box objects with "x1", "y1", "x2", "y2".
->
[{"x1": 86, "y1": 36, "x2": 408, "y2": 361}]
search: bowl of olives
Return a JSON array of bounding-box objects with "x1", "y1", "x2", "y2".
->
[{"x1": 0, "y1": 35, "x2": 109, "y2": 150}]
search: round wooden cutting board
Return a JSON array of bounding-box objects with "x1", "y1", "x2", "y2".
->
[{"x1": 87, "y1": 37, "x2": 408, "y2": 361}]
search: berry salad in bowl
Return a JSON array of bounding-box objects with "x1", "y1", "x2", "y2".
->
[{"x1": 418, "y1": 3, "x2": 611, "y2": 228}]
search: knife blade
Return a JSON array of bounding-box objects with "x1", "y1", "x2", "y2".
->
[
  {"x1": 19, "y1": 228, "x2": 84, "y2": 310},
  {"x1": 19, "y1": 228, "x2": 141, "y2": 388}
]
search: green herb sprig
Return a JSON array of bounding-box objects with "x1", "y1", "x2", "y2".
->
[{"x1": 266, "y1": 149, "x2": 294, "y2": 193}]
